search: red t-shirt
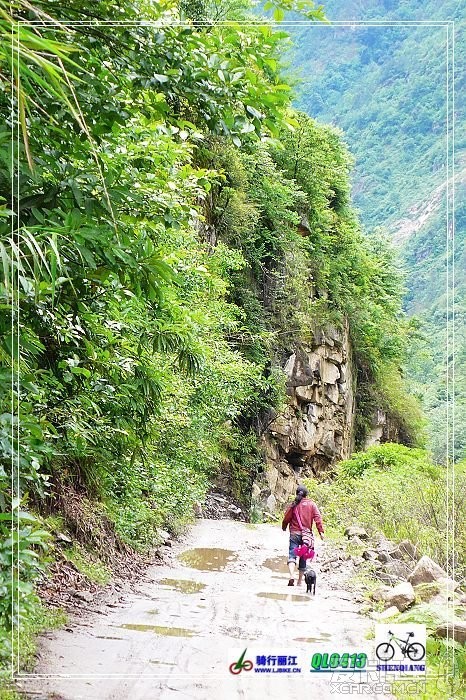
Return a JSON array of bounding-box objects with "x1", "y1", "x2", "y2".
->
[{"x1": 281, "y1": 498, "x2": 324, "y2": 536}]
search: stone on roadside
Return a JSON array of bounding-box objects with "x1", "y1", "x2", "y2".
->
[
  {"x1": 387, "y1": 541, "x2": 417, "y2": 562},
  {"x1": 376, "y1": 536, "x2": 397, "y2": 551},
  {"x1": 382, "y1": 560, "x2": 411, "y2": 580},
  {"x1": 73, "y1": 591, "x2": 94, "y2": 603},
  {"x1": 228, "y1": 504, "x2": 242, "y2": 514},
  {"x1": 435, "y1": 621, "x2": 466, "y2": 645},
  {"x1": 375, "y1": 572, "x2": 399, "y2": 586},
  {"x1": 437, "y1": 576, "x2": 459, "y2": 591},
  {"x1": 408, "y1": 555, "x2": 455, "y2": 587},
  {"x1": 349, "y1": 536, "x2": 364, "y2": 547},
  {"x1": 382, "y1": 582, "x2": 415, "y2": 612},
  {"x1": 252, "y1": 483, "x2": 261, "y2": 501},
  {"x1": 157, "y1": 529, "x2": 172, "y2": 545},
  {"x1": 371, "y1": 585, "x2": 391, "y2": 602},
  {"x1": 377, "y1": 551, "x2": 392, "y2": 564},
  {"x1": 56, "y1": 532, "x2": 72, "y2": 545},
  {"x1": 362, "y1": 549, "x2": 379, "y2": 561},
  {"x1": 374, "y1": 606, "x2": 400, "y2": 621},
  {"x1": 351, "y1": 556, "x2": 365, "y2": 567},
  {"x1": 398, "y1": 540, "x2": 417, "y2": 559},
  {"x1": 345, "y1": 526, "x2": 369, "y2": 540},
  {"x1": 266, "y1": 494, "x2": 277, "y2": 512}
]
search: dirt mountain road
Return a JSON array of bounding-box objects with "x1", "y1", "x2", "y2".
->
[{"x1": 20, "y1": 519, "x2": 393, "y2": 700}]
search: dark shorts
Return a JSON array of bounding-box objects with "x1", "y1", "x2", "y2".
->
[{"x1": 288, "y1": 533, "x2": 307, "y2": 571}]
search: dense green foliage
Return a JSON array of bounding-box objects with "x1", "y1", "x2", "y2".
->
[
  {"x1": 0, "y1": 0, "x2": 420, "y2": 671},
  {"x1": 287, "y1": 0, "x2": 465, "y2": 461}
]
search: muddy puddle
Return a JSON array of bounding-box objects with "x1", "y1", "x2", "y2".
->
[
  {"x1": 158, "y1": 578, "x2": 206, "y2": 594},
  {"x1": 118, "y1": 624, "x2": 197, "y2": 637},
  {"x1": 256, "y1": 592, "x2": 310, "y2": 602},
  {"x1": 262, "y1": 556, "x2": 289, "y2": 573},
  {"x1": 178, "y1": 547, "x2": 237, "y2": 571}
]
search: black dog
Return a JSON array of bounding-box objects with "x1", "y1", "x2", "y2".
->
[{"x1": 304, "y1": 568, "x2": 316, "y2": 595}]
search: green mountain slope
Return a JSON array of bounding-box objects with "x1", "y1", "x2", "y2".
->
[{"x1": 287, "y1": 0, "x2": 465, "y2": 460}]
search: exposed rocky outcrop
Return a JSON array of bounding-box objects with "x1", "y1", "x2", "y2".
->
[
  {"x1": 254, "y1": 322, "x2": 356, "y2": 507},
  {"x1": 363, "y1": 408, "x2": 402, "y2": 448},
  {"x1": 202, "y1": 489, "x2": 247, "y2": 521}
]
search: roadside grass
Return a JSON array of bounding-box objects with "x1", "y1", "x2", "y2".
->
[
  {"x1": 0, "y1": 601, "x2": 66, "y2": 698},
  {"x1": 0, "y1": 684, "x2": 21, "y2": 700},
  {"x1": 16, "y1": 603, "x2": 67, "y2": 673},
  {"x1": 64, "y1": 543, "x2": 112, "y2": 585}
]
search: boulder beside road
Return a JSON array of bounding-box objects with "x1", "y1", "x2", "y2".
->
[
  {"x1": 344, "y1": 526, "x2": 369, "y2": 540},
  {"x1": 408, "y1": 555, "x2": 458, "y2": 589},
  {"x1": 381, "y1": 581, "x2": 416, "y2": 612},
  {"x1": 436, "y1": 622, "x2": 466, "y2": 645}
]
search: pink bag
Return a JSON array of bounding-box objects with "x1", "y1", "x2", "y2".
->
[
  {"x1": 293, "y1": 505, "x2": 315, "y2": 560},
  {"x1": 293, "y1": 543, "x2": 315, "y2": 560}
]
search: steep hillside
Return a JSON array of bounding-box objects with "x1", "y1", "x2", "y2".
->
[{"x1": 286, "y1": 0, "x2": 465, "y2": 460}]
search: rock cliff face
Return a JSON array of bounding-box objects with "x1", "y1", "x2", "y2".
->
[
  {"x1": 253, "y1": 323, "x2": 356, "y2": 510},
  {"x1": 363, "y1": 409, "x2": 402, "y2": 448}
]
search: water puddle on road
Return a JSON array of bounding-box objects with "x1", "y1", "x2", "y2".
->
[
  {"x1": 158, "y1": 578, "x2": 206, "y2": 594},
  {"x1": 262, "y1": 556, "x2": 289, "y2": 573},
  {"x1": 256, "y1": 592, "x2": 310, "y2": 602},
  {"x1": 178, "y1": 548, "x2": 237, "y2": 572},
  {"x1": 118, "y1": 624, "x2": 197, "y2": 637}
]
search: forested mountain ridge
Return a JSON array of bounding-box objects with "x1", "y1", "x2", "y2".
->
[
  {"x1": 286, "y1": 0, "x2": 465, "y2": 460},
  {"x1": 288, "y1": 0, "x2": 464, "y2": 232}
]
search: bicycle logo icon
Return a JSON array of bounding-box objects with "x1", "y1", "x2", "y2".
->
[
  {"x1": 229, "y1": 648, "x2": 254, "y2": 674},
  {"x1": 376, "y1": 629, "x2": 426, "y2": 662}
]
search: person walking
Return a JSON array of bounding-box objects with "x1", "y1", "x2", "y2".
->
[{"x1": 282, "y1": 485, "x2": 324, "y2": 586}]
